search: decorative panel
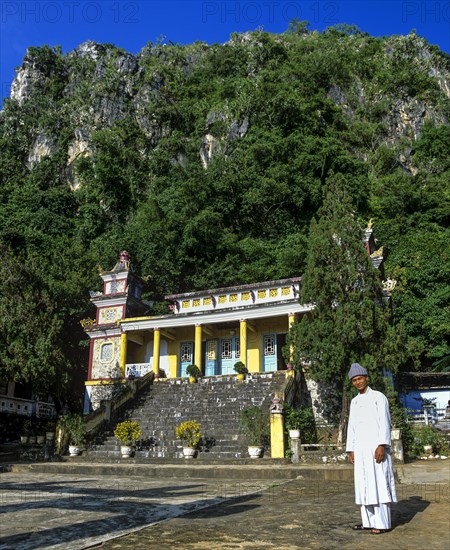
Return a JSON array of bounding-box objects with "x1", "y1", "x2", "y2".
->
[
  {"x1": 98, "y1": 306, "x2": 123, "y2": 325},
  {"x1": 180, "y1": 343, "x2": 193, "y2": 362},
  {"x1": 281, "y1": 287, "x2": 291, "y2": 296},
  {"x1": 241, "y1": 292, "x2": 251, "y2": 301},
  {"x1": 229, "y1": 293, "x2": 238, "y2": 302},
  {"x1": 221, "y1": 339, "x2": 232, "y2": 359},
  {"x1": 269, "y1": 288, "x2": 278, "y2": 297},
  {"x1": 207, "y1": 340, "x2": 217, "y2": 360},
  {"x1": 91, "y1": 338, "x2": 120, "y2": 379},
  {"x1": 218, "y1": 295, "x2": 227, "y2": 304},
  {"x1": 257, "y1": 290, "x2": 267, "y2": 299},
  {"x1": 264, "y1": 335, "x2": 275, "y2": 356},
  {"x1": 106, "y1": 279, "x2": 126, "y2": 295},
  {"x1": 100, "y1": 343, "x2": 113, "y2": 362},
  {"x1": 182, "y1": 300, "x2": 190, "y2": 309}
]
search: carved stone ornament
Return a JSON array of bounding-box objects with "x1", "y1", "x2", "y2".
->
[
  {"x1": 382, "y1": 279, "x2": 397, "y2": 293},
  {"x1": 270, "y1": 395, "x2": 284, "y2": 414},
  {"x1": 370, "y1": 246, "x2": 383, "y2": 258},
  {"x1": 80, "y1": 318, "x2": 96, "y2": 329}
]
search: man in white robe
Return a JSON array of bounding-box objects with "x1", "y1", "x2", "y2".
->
[{"x1": 346, "y1": 362, "x2": 397, "y2": 534}]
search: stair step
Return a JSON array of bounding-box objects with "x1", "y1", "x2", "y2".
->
[{"x1": 87, "y1": 372, "x2": 287, "y2": 460}]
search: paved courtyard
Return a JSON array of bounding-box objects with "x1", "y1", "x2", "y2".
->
[{"x1": 0, "y1": 463, "x2": 448, "y2": 549}]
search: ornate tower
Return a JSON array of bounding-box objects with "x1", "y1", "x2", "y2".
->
[{"x1": 82, "y1": 251, "x2": 146, "y2": 411}]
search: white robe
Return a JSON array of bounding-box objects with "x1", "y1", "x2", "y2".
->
[{"x1": 346, "y1": 387, "x2": 397, "y2": 505}]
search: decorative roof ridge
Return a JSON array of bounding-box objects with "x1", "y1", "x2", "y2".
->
[{"x1": 165, "y1": 276, "x2": 301, "y2": 300}]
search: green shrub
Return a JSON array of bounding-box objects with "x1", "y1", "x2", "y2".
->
[
  {"x1": 186, "y1": 364, "x2": 201, "y2": 378},
  {"x1": 175, "y1": 420, "x2": 202, "y2": 448},
  {"x1": 284, "y1": 405, "x2": 317, "y2": 442},
  {"x1": 411, "y1": 425, "x2": 449, "y2": 455},
  {"x1": 113, "y1": 420, "x2": 143, "y2": 445},
  {"x1": 239, "y1": 406, "x2": 270, "y2": 447},
  {"x1": 59, "y1": 413, "x2": 86, "y2": 446},
  {"x1": 233, "y1": 361, "x2": 248, "y2": 374}
]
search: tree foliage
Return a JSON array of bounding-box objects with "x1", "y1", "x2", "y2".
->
[
  {"x1": 288, "y1": 175, "x2": 407, "y2": 439},
  {"x1": 0, "y1": 27, "x2": 448, "y2": 403}
]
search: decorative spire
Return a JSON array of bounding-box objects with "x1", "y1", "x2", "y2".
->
[
  {"x1": 365, "y1": 218, "x2": 374, "y2": 231},
  {"x1": 113, "y1": 250, "x2": 132, "y2": 272}
]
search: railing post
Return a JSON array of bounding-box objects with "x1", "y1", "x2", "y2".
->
[
  {"x1": 290, "y1": 433, "x2": 301, "y2": 463},
  {"x1": 269, "y1": 395, "x2": 285, "y2": 458},
  {"x1": 391, "y1": 428, "x2": 404, "y2": 463}
]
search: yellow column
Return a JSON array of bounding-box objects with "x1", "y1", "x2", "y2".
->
[
  {"x1": 153, "y1": 328, "x2": 161, "y2": 376},
  {"x1": 240, "y1": 319, "x2": 247, "y2": 368},
  {"x1": 195, "y1": 324, "x2": 202, "y2": 373},
  {"x1": 270, "y1": 406, "x2": 286, "y2": 458},
  {"x1": 119, "y1": 333, "x2": 127, "y2": 377}
]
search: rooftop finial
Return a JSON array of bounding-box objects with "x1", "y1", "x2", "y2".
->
[{"x1": 113, "y1": 250, "x2": 132, "y2": 272}]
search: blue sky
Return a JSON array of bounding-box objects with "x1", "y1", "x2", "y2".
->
[{"x1": 1, "y1": 0, "x2": 449, "y2": 106}]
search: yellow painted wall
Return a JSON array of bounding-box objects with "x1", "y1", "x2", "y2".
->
[
  {"x1": 127, "y1": 332, "x2": 152, "y2": 363},
  {"x1": 163, "y1": 318, "x2": 290, "y2": 376},
  {"x1": 123, "y1": 316, "x2": 291, "y2": 379}
]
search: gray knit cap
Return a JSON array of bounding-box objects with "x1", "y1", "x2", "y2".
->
[{"x1": 348, "y1": 363, "x2": 368, "y2": 380}]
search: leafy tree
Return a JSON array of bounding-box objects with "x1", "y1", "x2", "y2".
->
[
  {"x1": 0, "y1": 30, "x2": 448, "y2": 409},
  {"x1": 0, "y1": 245, "x2": 88, "y2": 408},
  {"x1": 288, "y1": 174, "x2": 402, "y2": 444}
]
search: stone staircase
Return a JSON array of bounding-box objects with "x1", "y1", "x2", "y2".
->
[{"x1": 85, "y1": 372, "x2": 286, "y2": 460}]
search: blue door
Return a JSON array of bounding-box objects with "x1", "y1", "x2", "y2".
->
[
  {"x1": 262, "y1": 334, "x2": 277, "y2": 372},
  {"x1": 205, "y1": 340, "x2": 218, "y2": 376},
  {"x1": 219, "y1": 337, "x2": 240, "y2": 374},
  {"x1": 179, "y1": 341, "x2": 194, "y2": 377}
]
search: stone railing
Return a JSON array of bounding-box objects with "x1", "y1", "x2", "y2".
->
[
  {"x1": 269, "y1": 369, "x2": 301, "y2": 458},
  {"x1": 125, "y1": 362, "x2": 152, "y2": 378},
  {"x1": 84, "y1": 371, "x2": 155, "y2": 434},
  {"x1": 0, "y1": 396, "x2": 56, "y2": 418},
  {"x1": 55, "y1": 371, "x2": 155, "y2": 455},
  {"x1": 407, "y1": 407, "x2": 448, "y2": 425},
  {"x1": 282, "y1": 368, "x2": 299, "y2": 408}
]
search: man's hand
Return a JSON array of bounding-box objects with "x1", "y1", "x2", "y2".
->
[
  {"x1": 374, "y1": 445, "x2": 385, "y2": 463},
  {"x1": 348, "y1": 451, "x2": 354, "y2": 464}
]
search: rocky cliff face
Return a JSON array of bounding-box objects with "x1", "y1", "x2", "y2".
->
[{"x1": 4, "y1": 32, "x2": 450, "y2": 185}]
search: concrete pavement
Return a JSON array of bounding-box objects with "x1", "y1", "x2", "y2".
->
[{"x1": 0, "y1": 460, "x2": 448, "y2": 550}]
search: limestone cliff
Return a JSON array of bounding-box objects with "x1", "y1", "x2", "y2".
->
[{"x1": 5, "y1": 31, "x2": 449, "y2": 185}]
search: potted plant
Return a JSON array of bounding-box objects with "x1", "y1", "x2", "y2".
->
[
  {"x1": 285, "y1": 405, "x2": 317, "y2": 443},
  {"x1": 175, "y1": 420, "x2": 202, "y2": 458},
  {"x1": 45, "y1": 421, "x2": 56, "y2": 442},
  {"x1": 114, "y1": 420, "x2": 143, "y2": 458},
  {"x1": 21, "y1": 419, "x2": 33, "y2": 444},
  {"x1": 233, "y1": 361, "x2": 248, "y2": 381},
  {"x1": 284, "y1": 406, "x2": 302, "y2": 439},
  {"x1": 239, "y1": 406, "x2": 270, "y2": 458},
  {"x1": 414, "y1": 425, "x2": 447, "y2": 455},
  {"x1": 186, "y1": 364, "x2": 201, "y2": 384},
  {"x1": 60, "y1": 413, "x2": 86, "y2": 456},
  {"x1": 28, "y1": 435, "x2": 37, "y2": 444}
]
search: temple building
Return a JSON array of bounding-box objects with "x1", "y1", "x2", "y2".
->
[
  {"x1": 82, "y1": 251, "x2": 311, "y2": 411},
  {"x1": 82, "y1": 227, "x2": 386, "y2": 412}
]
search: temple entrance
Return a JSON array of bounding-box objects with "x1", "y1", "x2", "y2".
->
[
  {"x1": 178, "y1": 341, "x2": 194, "y2": 377},
  {"x1": 205, "y1": 339, "x2": 219, "y2": 375},
  {"x1": 262, "y1": 333, "x2": 277, "y2": 371},
  {"x1": 219, "y1": 337, "x2": 240, "y2": 375}
]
